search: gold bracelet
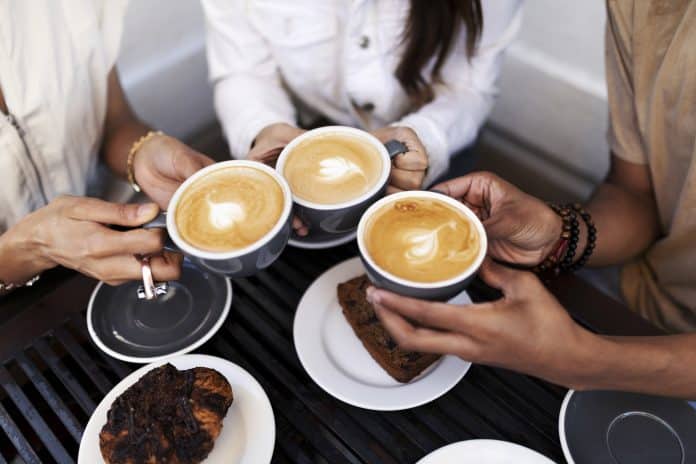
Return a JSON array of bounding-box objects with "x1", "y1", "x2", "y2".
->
[{"x1": 127, "y1": 130, "x2": 163, "y2": 193}]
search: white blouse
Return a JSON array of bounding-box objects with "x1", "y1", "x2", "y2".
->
[
  {"x1": 0, "y1": 0, "x2": 128, "y2": 233},
  {"x1": 203, "y1": 0, "x2": 522, "y2": 185}
]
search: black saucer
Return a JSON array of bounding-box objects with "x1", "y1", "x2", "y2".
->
[
  {"x1": 87, "y1": 259, "x2": 232, "y2": 363},
  {"x1": 560, "y1": 390, "x2": 696, "y2": 463}
]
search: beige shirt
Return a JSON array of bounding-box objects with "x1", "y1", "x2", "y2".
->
[
  {"x1": 606, "y1": 0, "x2": 696, "y2": 333},
  {"x1": 0, "y1": 0, "x2": 128, "y2": 233}
]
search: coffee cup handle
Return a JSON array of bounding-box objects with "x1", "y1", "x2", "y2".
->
[
  {"x1": 384, "y1": 140, "x2": 409, "y2": 159},
  {"x1": 142, "y1": 212, "x2": 179, "y2": 253}
]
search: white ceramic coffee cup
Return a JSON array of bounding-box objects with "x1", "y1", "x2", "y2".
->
[{"x1": 357, "y1": 190, "x2": 488, "y2": 301}]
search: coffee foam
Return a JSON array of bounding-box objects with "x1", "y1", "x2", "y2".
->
[
  {"x1": 365, "y1": 198, "x2": 480, "y2": 283},
  {"x1": 175, "y1": 166, "x2": 284, "y2": 252},
  {"x1": 282, "y1": 133, "x2": 383, "y2": 204}
]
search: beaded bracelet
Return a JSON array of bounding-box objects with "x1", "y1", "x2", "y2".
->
[
  {"x1": 534, "y1": 203, "x2": 596, "y2": 277},
  {"x1": 568, "y1": 203, "x2": 597, "y2": 271}
]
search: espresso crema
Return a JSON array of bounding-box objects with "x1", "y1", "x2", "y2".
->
[
  {"x1": 282, "y1": 133, "x2": 383, "y2": 204},
  {"x1": 175, "y1": 166, "x2": 284, "y2": 252},
  {"x1": 364, "y1": 198, "x2": 480, "y2": 282}
]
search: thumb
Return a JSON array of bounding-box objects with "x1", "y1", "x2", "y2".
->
[{"x1": 67, "y1": 197, "x2": 160, "y2": 226}]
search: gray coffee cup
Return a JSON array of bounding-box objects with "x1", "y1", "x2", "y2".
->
[
  {"x1": 357, "y1": 190, "x2": 488, "y2": 301},
  {"x1": 275, "y1": 126, "x2": 408, "y2": 235},
  {"x1": 144, "y1": 160, "x2": 293, "y2": 279}
]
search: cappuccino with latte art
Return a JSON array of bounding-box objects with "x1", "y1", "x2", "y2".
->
[
  {"x1": 175, "y1": 166, "x2": 285, "y2": 252},
  {"x1": 282, "y1": 132, "x2": 384, "y2": 205},
  {"x1": 364, "y1": 197, "x2": 481, "y2": 283}
]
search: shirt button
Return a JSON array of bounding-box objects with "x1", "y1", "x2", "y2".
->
[
  {"x1": 362, "y1": 102, "x2": 375, "y2": 112},
  {"x1": 359, "y1": 35, "x2": 370, "y2": 49}
]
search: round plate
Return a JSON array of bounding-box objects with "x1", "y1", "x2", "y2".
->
[
  {"x1": 78, "y1": 354, "x2": 275, "y2": 464},
  {"x1": 288, "y1": 228, "x2": 357, "y2": 249},
  {"x1": 559, "y1": 389, "x2": 696, "y2": 463},
  {"x1": 293, "y1": 256, "x2": 471, "y2": 411},
  {"x1": 417, "y1": 439, "x2": 555, "y2": 463},
  {"x1": 87, "y1": 260, "x2": 231, "y2": 363}
]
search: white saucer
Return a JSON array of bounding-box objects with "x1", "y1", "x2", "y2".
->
[
  {"x1": 288, "y1": 229, "x2": 357, "y2": 249},
  {"x1": 293, "y1": 257, "x2": 471, "y2": 411},
  {"x1": 78, "y1": 354, "x2": 275, "y2": 464},
  {"x1": 417, "y1": 439, "x2": 556, "y2": 464}
]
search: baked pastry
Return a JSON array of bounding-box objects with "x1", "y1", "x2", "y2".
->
[
  {"x1": 99, "y1": 363, "x2": 234, "y2": 464},
  {"x1": 338, "y1": 275, "x2": 441, "y2": 382}
]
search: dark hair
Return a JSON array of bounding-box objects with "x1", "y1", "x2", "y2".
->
[{"x1": 396, "y1": 0, "x2": 483, "y2": 106}]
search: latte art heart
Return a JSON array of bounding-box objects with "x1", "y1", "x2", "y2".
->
[
  {"x1": 401, "y1": 222, "x2": 458, "y2": 264},
  {"x1": 175, "y1": 166, "x2": 284, "y2": 252},
  {"x1": 317, "y1": 156, "x2": 367, "y2": 183},
  {"x1": 283, "y1": 133, "x2": 383, "y2": 204},
  {"x1": 207, "y1": 199, "x2": 246, "y2": 230},
  {"x1": 365, "y1": 199, "x2": 480, "y2": 283}
]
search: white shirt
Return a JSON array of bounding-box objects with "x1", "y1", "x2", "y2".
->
[
  {"x1": 203, "y1": 0, "x2": 522, "y2": 185},
  {"x1": 0, "y1": 0, "x2": 128, "y2": 233}
]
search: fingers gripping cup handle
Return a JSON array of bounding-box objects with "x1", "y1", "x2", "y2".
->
[
  {"x1": 138, "y1": 212, "x2": 175, "y2": 300},
  {"x1": 142, "y1": 212, "x2": 178, "y2": 252},
  {"x1": 384, "y1": 140, "x2": 409, "y2": 159}
]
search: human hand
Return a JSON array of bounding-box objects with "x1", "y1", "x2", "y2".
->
[
  {"x1": 247, "y1": 123, "x2": 308, "y2": 236},
  {"x1": 432, "y1": 172, "x2": 561, "y2": 267},
  {"x1": 133, "y1": 134, "x2": 215, "y2": 209},
  {"x1": 247, "y1": 123, "x2": 305, "y2": 166},
  {"x1": 371, "y1": 126, "x2": 429, "y2": 194},
  {"x1": 367, "y1": 259, "x2": 603, "y2": 389},
  {"x1": 13, "y1": 196, "x2": 182, "y2": 285}
]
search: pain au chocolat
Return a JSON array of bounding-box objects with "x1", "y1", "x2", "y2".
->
[{"x1": 99, "y1": 363, "x2": 233, "y2": 464}]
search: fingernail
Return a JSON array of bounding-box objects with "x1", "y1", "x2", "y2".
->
[
  {"x1": 138, "y1": 203, "x2": 158, "y2": 218},
  {"x1": 366, "y1": 287, "x2": 380, "y2": 304}
]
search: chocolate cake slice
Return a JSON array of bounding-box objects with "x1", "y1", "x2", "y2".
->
[
  {"x1": 99, "y1": 363, "x2": 234, "y2": 464},
  {"x1": 338, "y1": 275, "x2": 441, "y2": 383}
]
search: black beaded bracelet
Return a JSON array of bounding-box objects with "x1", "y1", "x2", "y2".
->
[
  {"x1": 568, "y1": 203, "x2": 597, "y2": 271},
  {"x1": 549, "y1": 204, "x2": 580, "y2": 270}
]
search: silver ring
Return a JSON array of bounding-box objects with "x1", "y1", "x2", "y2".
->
[{"x1": 139, "y1": 256, "x2": 156, "y2": 300}]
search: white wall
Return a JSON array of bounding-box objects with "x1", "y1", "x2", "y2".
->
[
  {"x1": 117, "y1": 0, "x2": 214, "y2": 140},
  {"x1": 489, "y1": 0, "x2": 609, "y2": 198}
]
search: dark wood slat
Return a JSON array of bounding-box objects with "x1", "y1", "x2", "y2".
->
[
  {"x1": 234, "y1": 279, "x2": 294, "y2": 334},
  {"x1": 53, "y1": 327, "x2": 112, "y2": 395},
  {"x1": 473, "y1": 368, "x2": 560, "y2": 429},
  {"x1": 68, "y1": 317, "x2": 132, "y2": 380},
  {"x1": 14, "y1": 352, "x2": 83, "y2": 442},
  {"x1": 0, "y1": 366, "x2": 73, "y2": 463},
  {"x1": 33, "y1": 338, "x2": 96, "y2": 415},
  {"x1": 410, "y1": 403, "x2": 467, "y2": 445},
  {"x1": 0, "y1": 401, "x2": 41, "y2": 464},
  {"x1": 269, "y1": 259, "x2": 313, "y2": 291},
  {"x1": 0, "y1": 272, "x2": 94, "y2": 363},
  {"x1": 379, "y1": 410, "x2": 443, "y2": 454}
]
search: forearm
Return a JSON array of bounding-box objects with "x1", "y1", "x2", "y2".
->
[
  {"x1": 100, "y1": 68, "x2": 152, "y2": 179},
  {"x1": 576, "y1": 334, "x2": 696, "y2": 398},
  {"x1": 101, "y1": 118, "x2": 150, "y2": 179},
  {"x1": 576, "y1": 183, "x2": 660, "y2": 267}
]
